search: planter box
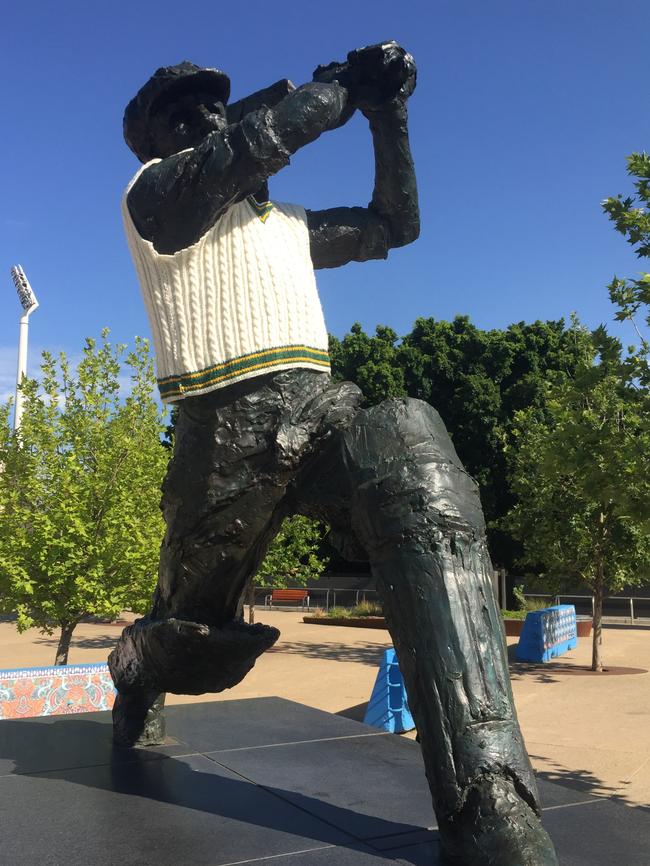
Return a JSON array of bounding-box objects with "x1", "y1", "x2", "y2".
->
[
  {"x1": 503, "y1": 619, "x2": 525, "y2": 637},
  {"x1": 304, "y1": 613, "x2": 591, "y2": 637},
  {"x1": 576, "y1": 616, "x2": 592, "y2": 637},
  {"x1": 303, "y1": 615, "x2": 387, "y2": 629},
  {"x1": 504, "y1": 615, "x2": 592, "y2": 639}
]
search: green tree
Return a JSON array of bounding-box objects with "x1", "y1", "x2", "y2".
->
[
  {"x1": 0, "y1": 332, "x2": 168, "y2": 664},
  {"x1": 329, "y1": 323, "x2": 406, "y2": 404},
  {"x1": 245, "y1": 515, "x2": 328, "y2": 623},
  {"x1": 504, "y1": 330, "x2": 650, "y2": 671},
  {"x1": 602, "y1": 151, "x2": 650, "y2": 383},
  {"x1": 330, "y1": 316, "x2": 592, "y2": 569},
  {"x1": 400, "y1": 316, "x2": 592, "y2": 563}
]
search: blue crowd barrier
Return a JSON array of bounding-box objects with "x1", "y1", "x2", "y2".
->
[
  {"x1": 516, "y1": 604, "x2": 578, "y2": 663},
  {"x1": 363, "y1": 648, "x2": 415, "y2": 733}
]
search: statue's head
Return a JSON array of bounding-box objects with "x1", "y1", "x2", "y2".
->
[{"x1": 124, "y1": 62, "x2": 231, "y2": 163}]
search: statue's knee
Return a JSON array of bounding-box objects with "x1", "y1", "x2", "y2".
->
[
  {"x1": 348, "y1": 398, "x2": 461, "y2": 470},
  {"x1": 345, "y1": 398, "x2": 485, "y2": 537}
]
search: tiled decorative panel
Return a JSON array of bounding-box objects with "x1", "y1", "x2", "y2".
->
[{"x1": 0, "y1": 663, "x2": 116, "y2": 719}]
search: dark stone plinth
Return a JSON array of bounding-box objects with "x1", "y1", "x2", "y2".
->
[{"x1": 1, "y1": 697, "x2": 647, "y2": 865}]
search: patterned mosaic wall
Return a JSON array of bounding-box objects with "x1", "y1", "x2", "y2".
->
[{"x1": 0, "y1": 663, "x2": 116, "y2": 719}]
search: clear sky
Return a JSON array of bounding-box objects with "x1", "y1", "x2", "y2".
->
[{"x1": 2, "y1": 0, "x2": 649, "y2": 402}]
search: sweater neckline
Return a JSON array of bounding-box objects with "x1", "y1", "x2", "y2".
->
[{"x1": 247, "y1": 196, "x2": 274, "y2": 223}]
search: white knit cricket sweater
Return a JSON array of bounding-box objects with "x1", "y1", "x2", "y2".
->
[{"x1": 122, "y1": 161, "x2": 330, "y2": 403}]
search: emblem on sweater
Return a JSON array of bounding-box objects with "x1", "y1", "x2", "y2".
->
[{"x1": 247, "y1": 196, "x2": 274, "y2": 223}]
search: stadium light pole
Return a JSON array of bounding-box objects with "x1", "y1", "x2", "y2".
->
[{"x1": 10, "y1": 265, "x2": 39, "y2": 431}]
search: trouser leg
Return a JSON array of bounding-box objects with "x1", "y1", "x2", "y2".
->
[
  {"x1": 109, "y1": 381, "x2": 289, "y2": 744},
  {"x1": 340, "y1": 399, "x2": 557, "y2": 866},
  {"x1": 109, "y1": 476, "x2": 284, "y2": 745},
  {"x1": 109, "y1": 371, "x2": 363, "y2": 747}
]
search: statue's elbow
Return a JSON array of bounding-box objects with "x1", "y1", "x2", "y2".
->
[{"x1": 390, "y1": 215, "x2": 420, "y2": 249}]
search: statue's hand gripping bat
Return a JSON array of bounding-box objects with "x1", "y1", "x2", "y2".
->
[
  {"x1": 226, "y1": 41, "x2": 416, "y2": 127},
  {"x1": 313, "y1": 41, "x2": 416, "y2": 112}
]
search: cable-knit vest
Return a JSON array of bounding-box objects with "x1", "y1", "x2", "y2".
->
[{"x1": 122, "y1": 162, "x2": 330, "y2": 403}]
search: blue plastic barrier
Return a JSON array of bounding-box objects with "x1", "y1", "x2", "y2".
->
[
  {"x1": 516, "y1": 604, "x2": 578, "y2": 663},
  {"x1": 363, "y1": 648, "x2": 415, "y2": 733}
]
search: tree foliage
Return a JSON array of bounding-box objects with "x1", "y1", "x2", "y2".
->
[
  {"x1": 0, "y1": 332, "x2": 168, "y2": 664},
  {"x1": 330, "y1": 316, "x2": 592, "y2": 568},
  {"x1": 602, "y1": 151, "x2": 650, "y2": 383},
  {"x1": 256, "y1": 516, "x2": 328, "y2": 588},
  {"x1": 329, "y1": 323, "x2": 406, "y2": 404},
  {"x1": 245, "y1": 515, "x2": 328, "y2": 623},
  {"x1": 502, "y1": 329, "x2": 650, "y2": 670}
]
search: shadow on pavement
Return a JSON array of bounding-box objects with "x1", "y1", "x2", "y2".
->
[
  {"x1": 506, "y1": 643, "x2": 647, "y2": 682},
  {"x1": 35, "y1": 635, "x2": 118, "y2": 651},
  {"x1": 509, "y1": 658, "x2": 647, "y2": 684},
  {"x1": 336, "y1": 702, "x2": 368, "y2": 722},
  {"x1": 530, "y1": 754, "x2": 650, "y2": 812},
  {"x1": 0, "y1": 716, "x2": 423, "y2": 863},
  {"x1": 268, "y1": 641, "x2": 387, "y2": 666}
]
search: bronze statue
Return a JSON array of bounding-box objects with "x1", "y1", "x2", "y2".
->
[{"x1": 109, "y1": 43, "x2": 558, "y2": 866}]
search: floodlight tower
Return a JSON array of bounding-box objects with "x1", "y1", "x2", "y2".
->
[{"x1": 10, "y1": 265, "x2": 39, "y2": 431}]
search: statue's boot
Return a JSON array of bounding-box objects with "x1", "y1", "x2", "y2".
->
[
  {"x1": 439, "y1": 775, "x2": 558, "y2": 865},
  {"x1": 108, "y1": 616, "x2": 279, "y2": 746},
  {"x1": 343, "y1": 399, "x2": 558, "y2": 866}
]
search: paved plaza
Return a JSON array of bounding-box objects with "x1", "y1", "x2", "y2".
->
[{"x1": 1, "y1": 609, "x2": 649, "y2": 808}]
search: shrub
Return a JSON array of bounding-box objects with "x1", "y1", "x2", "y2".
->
[
  {"x1": 350, "y1": 601, "x2": 383, "y2": 616},
  {"x1": 501, "y1": 609, "x2": 528, "y2": 620},
  {"x1": 327, "y1": 607, "x2": 352, "y2": 618}
]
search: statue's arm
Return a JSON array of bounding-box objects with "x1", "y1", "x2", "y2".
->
[
  {"x1": 126, "y1": 82, "x2": 352, "y2": 255},
  {"x1": 306, "y1": 100, "x2": 419, "y2": 269}
]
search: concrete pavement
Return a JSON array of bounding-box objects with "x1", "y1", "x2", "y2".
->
[{"x1": 1, "y1": 610, "x2": 648, "y2": 808}]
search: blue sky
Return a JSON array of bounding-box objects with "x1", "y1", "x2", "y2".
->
[{"x1": 2, "y1": 0, "x2": 649, "y2": 402}]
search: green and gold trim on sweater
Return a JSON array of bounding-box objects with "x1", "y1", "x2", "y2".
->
[
  {"x1": 247, "y1": 196, "x2": 274, "y2": 223},
  {"x1": 158, "y1": 345, "x2": 331, "y2": 401}
]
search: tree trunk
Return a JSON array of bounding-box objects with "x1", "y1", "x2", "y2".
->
[
  {"x1": 591, "y1": 574, "x2": 604, "y2": 673},
  {"x1": 247, "y1": 581, "x2": 256, "y2": 625},
  {"x1": 55, "y1": 621, "x2": 77, "y2": 665}
]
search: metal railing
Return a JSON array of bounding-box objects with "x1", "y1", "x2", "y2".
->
[
  {"x1": 523, "y1": 593, "x2": 650, "y2": 622},
  {"x1": 254, "y1": 586, "x2": 379, "y2": 612},
  {"x1": 253, "y1": 587, "x2": 650, "y2": 620}
]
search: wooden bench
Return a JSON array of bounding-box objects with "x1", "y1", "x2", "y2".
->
[{"x1": 264, "y1": 589, "x2": 310, "y2": 610}]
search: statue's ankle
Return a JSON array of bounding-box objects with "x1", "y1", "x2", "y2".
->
[
  {"x1": 439, "y1": 775, "x2": 558, "y2": 866},
  {"x1": 112, "y1": 690, "x2": 166, "y2": 747}
]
